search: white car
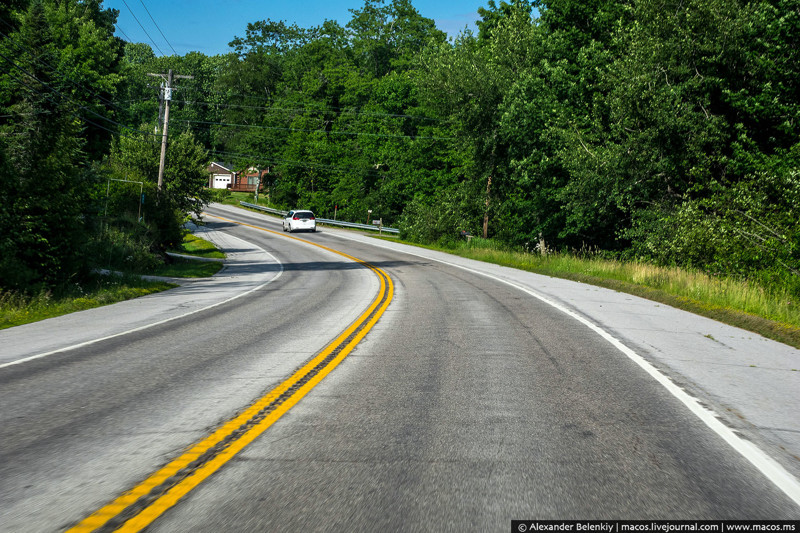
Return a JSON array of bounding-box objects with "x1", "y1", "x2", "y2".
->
[{"x1": 283, "y1": 210, "x2": 317, "y2": 233}]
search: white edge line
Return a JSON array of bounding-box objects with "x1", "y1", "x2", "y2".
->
[
  {"x1": 0, "y1": 232, "x2": 284, "y2": 370},
  {"x1": 326, "y1": 229, "x2": 800, "y2": 508}
]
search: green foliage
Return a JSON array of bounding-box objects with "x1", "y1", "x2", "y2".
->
[
  {"x1": 0, "y1": 276, "x2": 174, "y2": 330},
  {"x1": 107, "y1": 123, "x2": 210, "y2": 248},
  {"x1": 88, "y1": 220, "x2": 164, "y2": 273},
  {"x1": 398, "y1": 184, "x2": 482, "y2": 244},
  {"x1": 207, "y1": 188, "x2": 232, "y2": 202},
  {"x1": 146, "y1": 257, "x2": 222, "y2": 278},
  {"x1": 347, "y1": 0, "x2": 446, "y2": 76},
  {"x1": 414, "y1": 0, "x2": 799, "y2": 290},
  {"x1": 203, "y1": 0, "x2": 798, "y2": 294},
  {"x1": 627, "y1": 166, "x2": 800, "y2": 293},
  {"x1": 2, "y1": 0, "x2": 797, "y2": 300},
  {"x1": 210, "y1": 0, "x2": 458, "y2": 228},
  {"x1": 174, "y1": 233, "x2": 225, "y2": 259},
  {"x1": 0, "y1": 0, "x2": 105, "y2": 291},
  {"x1": 606, "y1": 0, "x2": 800, "y2": 288}
]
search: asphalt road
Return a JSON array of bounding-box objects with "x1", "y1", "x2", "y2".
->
[{"x1": 1, "y1": 205, "x2": 798, "y2": 532}]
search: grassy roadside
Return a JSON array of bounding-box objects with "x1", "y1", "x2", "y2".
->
[
  {"x1": 174, "y1": 233, "x2": 225, "y2": 259},
  {"x1": 384, "y1": 237, "x2": 800, "y2": 350},
  {"x1": 147, "y1": 256, "x2": 223, "y2": 278},
  {"x1": 0, "y1": 276, "x2": 176, "y2": 330},
  {"x1": 212, "y1": 191, "x2": 258, "y2": 208},
  {"x1": 0, "y1": 232, "x2": 225, "y2": 330},
  {"x1": 154, "y1": 232, "x2": 225, "y2": 278}
]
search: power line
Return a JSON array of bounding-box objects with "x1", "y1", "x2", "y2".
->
[
  {"x1": 115, "y1": 24, "x2": 134, "y2": 43},
  {"x1": 0, "y1": 49, "x2": 161, "y2": 144},
  {"x1": 184, "y1": 119, "x2": 454, "y2": 141},
  {"x1": 180, "y1": 99, "x2": 445, "y2": 123},
  {"x1": 137, "y1": 0, "x2": 178, "y2": 56},
  {"x1": 209, "y1": 149, "x2": 388, "y2": 176},
  {"x1": 0, "y1": 50, "x2": 116, "y2": 128},
  {"x1": 0, "y1": 18, "x2": 169, "y2": 143},
  {"x1": 0, "y1": 111, "x2": 53, "y2": 118},
  {"x1": 120, "y1": 0, "x2": 166, "y2": 56},
  {"x1": 147, "y1": 78, "x2": 449, "y2": 124},
  {"x1": 174, "y1": 87, "x2": 446, "y2": 122},
  {"x1": 176, "y1": 86, "x2": 445, "y2": 122},
  {"x1": 0, "y1": 21, "x2": 131, "y2": 118},
  {"x1": 149, "y1": 85, "x2": 449, "y2": 127},
  {"x1": 0, "y1": 64, "x2": 158, "y2": 145}
]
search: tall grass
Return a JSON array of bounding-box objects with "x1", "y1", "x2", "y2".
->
[
  {"x1": 434, "y1": 238, "x2": 800, "y2": 347},
  {"x1": 0, "y1": 230, "x2": 224, "y2": 330},
  {"x1": 175, "y1": 233, "x2": 225, "y2": 259},
  {"x1": 0, "y1": 276, "x2": 174, "y2": 330}
]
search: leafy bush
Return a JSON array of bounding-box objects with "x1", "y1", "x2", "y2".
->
[
  {"x1": 207, "y1": 188, "x2": 232, "y2": 202},
  {"x1": 398, "y1": 186, "x2": 480, "y2": 244},
  {"x1": 87, "y1": 219, "x2": 164, "y2": 273},
  {"x1": 626, "y1": 167, "x2": 800, "y2": 296}
]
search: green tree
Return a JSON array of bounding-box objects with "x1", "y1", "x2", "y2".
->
[
  {"x1": 347, "y1": 0, "x2": 446, "y2": 77},
  {"x1": 0, "y1": 0, "x2": 91, "y2": 289},
  {"x1": 118, "y1": 42, "x2": 158, "y2": 129},
  {"x1": 418, "y1": 1, "x2": 536, "y2": 240},
  {"x1": 616, "y1": 0, "x2": 800, "y2": 284},
  {"x1": 109, "y1": 124, "x2": 209, "y2": 247}
]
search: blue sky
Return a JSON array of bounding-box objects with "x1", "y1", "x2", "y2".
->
[{"x1": 104, "y1": 0, "x2": 485, "y2": 57}]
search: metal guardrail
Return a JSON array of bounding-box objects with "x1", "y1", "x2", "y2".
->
[
  {"x1": 239, "y1": 202, "x2": 400, "y2": 234},
  {"x1": 239, "y1": 202, "x2": 286, "y2": 216}
]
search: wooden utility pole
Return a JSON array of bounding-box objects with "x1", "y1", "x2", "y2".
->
[
  {"x1": 253, "y1": 167, "x2": 260, "y2": 203},
  {"x1": 147, "y1": 69, "x2": 193, "y2": 191},
  {"x1": 483, "y1": 174, "x2": 492, "y2": 239}
]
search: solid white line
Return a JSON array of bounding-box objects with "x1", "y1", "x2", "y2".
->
[
  {"x1": 326, "y1": 230, "x2": 800, "y2": 508},
  {"x1": 0, "y1": 234, "x2": 284, "y2": 370}
]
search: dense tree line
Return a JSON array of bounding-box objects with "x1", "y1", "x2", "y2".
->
[
  {"x1": 0, "y1": 0, "x2": 797, "y2": 294},
  {"x1": 0, "y1": 0, "x2": 122, "y2": 289},
  {"x1": 0, "y1": 0, "x2": 208, "y2": 291},
  {"x1": 416, "y1": 0, "x2": 798, "y2": 293}
]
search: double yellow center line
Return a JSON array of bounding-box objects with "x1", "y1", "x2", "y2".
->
[{"x1": 68, "y1": 215, "x2": 394, "y2": 532}]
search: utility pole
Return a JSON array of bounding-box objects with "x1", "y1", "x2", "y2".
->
[
  {"x1": 147, "y1": 69, "x2": 193, "y2": 192},
  {"x1": 483, "y1": 174, "x2": 492, "y2": 239},
  {"x1": 154, "y1": 92, "x2": 163, "y2": 135},
  {"x1": 253, "y1": 167, "x2": 260, "y2": 204}
]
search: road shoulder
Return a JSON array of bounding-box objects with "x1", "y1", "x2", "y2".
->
[{"x1": 0, "y1": 226, "x2": 280, "y2": 368}]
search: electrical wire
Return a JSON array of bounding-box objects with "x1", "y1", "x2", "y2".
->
[
  {"x1": 115, "y1": 24, "x2": 134, "y2": 43},
  {"x1": 179, "y1": 99, "x2": 444, "y2": 123},
  {"x1": 176, "y1": 86, "x2": 445, "y2": 122},
  {"x1": 184, "y1": 119, "x2": 453, "y2": 141},
  {"x1": 0, "y1": 16, "x2": 167, "y2": 141},
  {"x1": 0, "y1": 18, "x2": 131, "y2": 117},
  {"x1": 145, "y1": 85, "x2": 451, "y2": 134},
  {"x1": 0, "y1": 65, "x2": 158, "y2": 146},
  {"x1": 137, "y1": 0, "x2": 178, "y2": 56},
  {"x1": 0, "y1": 50, "x2": 161, "y2": 143},
  {"x1": 120, "y1": 0, "x2": 166, "y2": 56},
  {"x1": 209, "y1": 148, "x2": 388, "y2": 176}
]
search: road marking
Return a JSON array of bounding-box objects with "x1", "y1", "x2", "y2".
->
[
  {"x1": 0, "y1": 230, "x2": 283, "y2": 370},
  {"x1": 326, "y1": 230, "x2": 800, "y2": 509},
  {"x1": 67, "y1": 215, "x2": 394, "y2": 532}
]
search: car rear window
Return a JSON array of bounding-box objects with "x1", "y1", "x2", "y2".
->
[{"x1": 295, "y1": 211, "x2": 314, "y2": 218}]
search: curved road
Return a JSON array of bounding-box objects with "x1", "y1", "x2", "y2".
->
[{"x1": 1, "y1": 204, "x2": 798, "y2": 532}]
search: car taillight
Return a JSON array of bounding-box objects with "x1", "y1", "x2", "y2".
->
[
  {"x1": 293, "y1": 216, "x2": 299, "y2": 220},
  {"x1": 309, "y1": 216, "x2": 315, "y2": 220}
]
